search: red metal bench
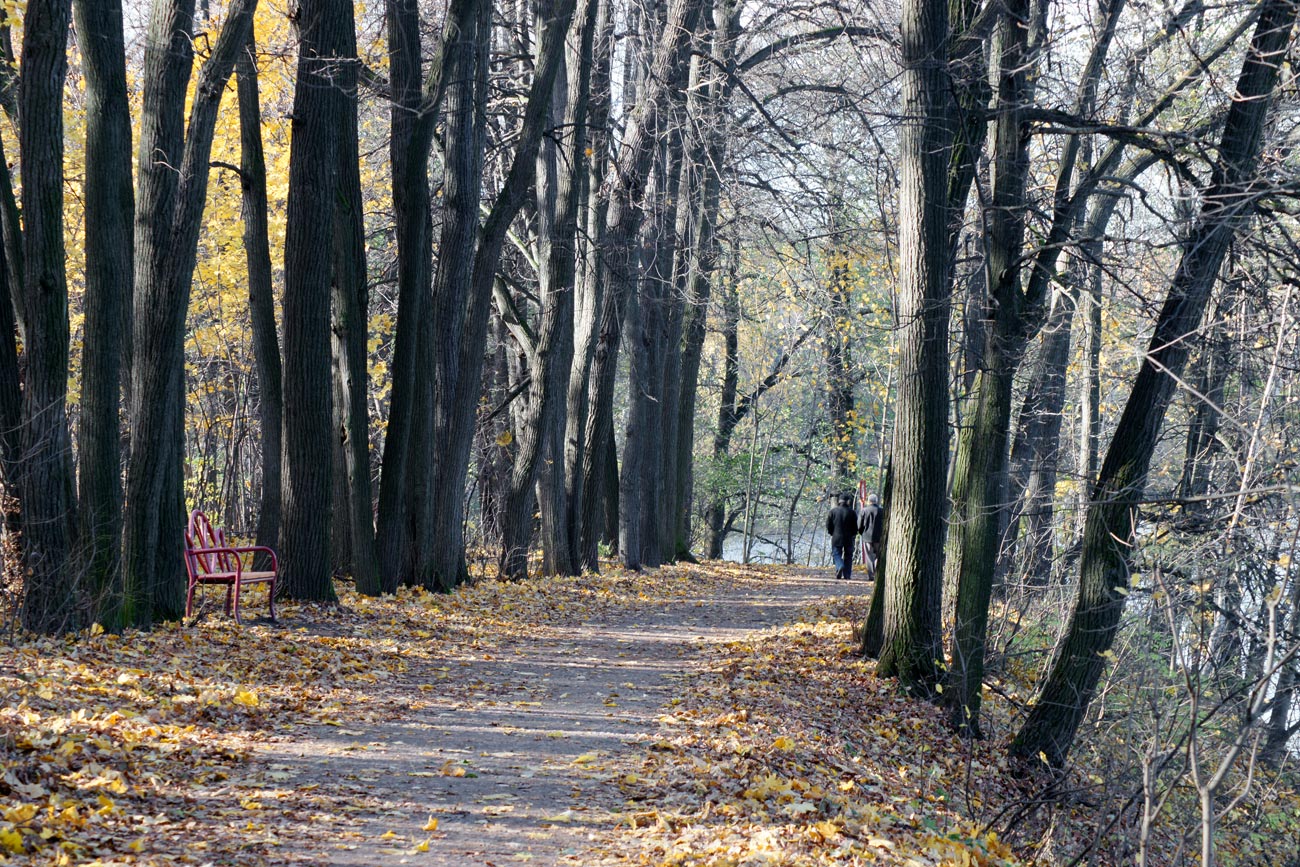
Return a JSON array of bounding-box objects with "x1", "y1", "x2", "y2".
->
[{"x1": 183, "y1": 510, "x2": 278, "y2": 624}]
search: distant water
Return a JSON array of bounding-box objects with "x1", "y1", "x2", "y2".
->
[{"x1": 722, "y1": 527, "x2": 833, "y2": 567}]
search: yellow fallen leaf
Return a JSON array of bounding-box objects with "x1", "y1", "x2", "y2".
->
[
  {"x1": 422, "y1": 816, "x2": 439, "y2": 832},
  {"x1": 0, "y1": 827, "x2": 24, "y2": 855},
  {"x1": 439, "y1": 761, "x2": 466, "y2": 777},
  {"x1": 3, "y1": 805, "x2": 37, "y2": 824},
  {"x1": 379, "y1": 830, "x2": 399, "y2": 839},
  {"x1": 413, "y1": 838, "x2": 431, "y2": 852},
  {"x1": 233, "y1": 688, "x2": 260, "y2": 708},
  {"x1": 573, "y1": 752, "x2": 598, "y2": 764},
  {"x1": 772, "y1": 736, "x2": 794, "y2": 751}
]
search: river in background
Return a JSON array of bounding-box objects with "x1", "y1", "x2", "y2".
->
[{"x1": 721, "y1": 524, "x2": 834, "y2": 568}]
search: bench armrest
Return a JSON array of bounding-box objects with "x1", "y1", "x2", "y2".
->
[{"x1": 227, "y1": 546, "x2": 279, "y2": 571}]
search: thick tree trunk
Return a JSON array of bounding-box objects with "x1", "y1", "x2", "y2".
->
[
  {"x1": 235, "y1": 41, "x2": 283, "y2": 572},
  {"x1": 74, "y1": 0, "x2": 134, "y2": 627},
  {"x1": 623, "y1": 135, "x2": 683, "y2": 570},
  {"x1": 1012, "y1": 0, "x2": 1296, "y2": 767},
  {"x1": 875, "y1": 0, "x2": 955, "y2": 696},
  {"x1": 279, "y1": 0, "x2": 347, "y2": 601},
  {"x1": 17, "y1": 0, "x2": 77, "y2": 633},
  {"x1": 124, "y1": 0, "x2": 255, "y2": 625},
  {"x1": 331, "y1": 5, "x2": 381, "y2": 593}
]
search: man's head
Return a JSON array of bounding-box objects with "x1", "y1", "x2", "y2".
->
[
  {"x1": 868, "y1": 493, "x2": 879, "y2": 506},
  {"x1": 839, "y1": 493, "x2": 854, "y2": 507}
]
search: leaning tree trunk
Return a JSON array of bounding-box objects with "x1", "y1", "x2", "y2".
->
[
  {"x1": 1012, "y1": 0, "x2": 1297, "y2": 767},
  {"x1": 124, "y1": 0, "x2": 256, "y2": 626},
  {"x1": 876, "y1": 0, "x2": 956, "y2": 697},
  {"x1": 74, "y1": 0, "x2": 134, "y2": 627},
  {"x1": 17, "y1": 0, "x2": 77, "y2": 633},
  {"x1": 234, "y1": 40, "x2": 283, "y2": 573}
]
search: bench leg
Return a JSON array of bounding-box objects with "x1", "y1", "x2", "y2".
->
[
  {"x1": 185, "y1": 582, "x2": 196, "y2": 619},
  {"x1": 268, "y1": 580, "x2": 277, "y2": 623},
  {"x1": 232, "y1": 580, "x2": 242, "y2": 625}
]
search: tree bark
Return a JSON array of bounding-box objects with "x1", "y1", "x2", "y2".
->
[
  {"x1": 279, "y1": 0, "x2": 348, "y2": 601},
  {"x1": 124, "y1": 0, "x2": 256, "y2": 625},
  {"x1": 74, "y1": 0, "x2": 134, "y2": 627},
  {"x1": 875, "y1": 0, "x2": 956, "y2": 696},
  {"x1": 563, "y1": 0, "x2": 613, "y2": 572},
  {"x1": 425, "y1": 0, "x2": 588, "y2": 589},
  {"x1": 234, "y1": 40, "x2": 283, "y2": 572},
  {"x1": 331, "y1": 3, "x2": 381, "y2": 594},
  {"x1": 17, "y1": 0, "x2": 77, "y2": 633},
  {"x1": 669, "y1": 0, "x2": 736, "y2": 559},
  {"x1": 1011, "y1": 0, "x2": 1297, "y2": 767},
  {"x1": 500, "y1": 0, "x2": 588, "y2": 581},
  {"x1": 374, "y1": 0, "x2": 440, "y2": 592},
  {"x1": 581, "y1": 0, "x2": 706, "y2": 572}
]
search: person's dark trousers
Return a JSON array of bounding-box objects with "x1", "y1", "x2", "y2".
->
[
  {"x1": 863, "y1": 542, "x2": 879, "y2": 581},
  {"x1": 831, "y1": 542, "x2": 854, "y2": 580}
]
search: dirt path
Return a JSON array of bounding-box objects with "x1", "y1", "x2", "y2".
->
[{"x1": 257, "y1": 567, "x2": 870, "y2": 865}]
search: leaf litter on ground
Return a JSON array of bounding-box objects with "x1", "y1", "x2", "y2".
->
[{"x1": 2, "y1": 561, "x2": 1296, "y2": 865}]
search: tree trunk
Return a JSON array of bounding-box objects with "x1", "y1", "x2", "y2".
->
[
  {"x1": 875, "y1": 0, "x2": 956, "y2": 697},
  {"x1": 424, "y1": 0, "x2": 577, "y2": 590},
  {"x1": 279, "y1": 0, "x2": 347, "y2": 601},
  {"x1": 331, "y1": 4, "x2": 381, "y2": 593},
  {"x1": 562, "y1": 0, "x2": 612, "y2": 573},
  {"x1": 500, "y1": 0, "x2": 588, "y2": 581},
  {"x1": 579, "y1": 0, "x2": 705, "y2": 572},
  {"x1": 124, "y1": 0, "x2": 256, "y2": 625},
  {"x1": 74, "y1": 0, "x2": 134, "y2": 627},
  {"x1": 17, "y1": 0, "x2": 77, "y2": 633},
  {"x1": 824, "y1": 211, "x2": 856, "y2": 488},
  {"x1": 943, "y1": 0, "x2": 1043, "y2": 734},
  {"x1": 375, "y1": 0, "x2": 438, "y2": 592},
  {"x1": 235, "y1": 40, "x2": 283, "y2": 573},
  {"x1": 706, "y1": 271, "x2": 740, "y2": 559},
  {"x1": 1011, "y1": 0, "x2": 1297, "y2": 766},
  {"x1": 672, "y1": 0, "x2": 737, "y2": 561}
]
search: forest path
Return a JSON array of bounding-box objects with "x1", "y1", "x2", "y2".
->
[{"x1": 264, "y1": 565, "x2": 870, "y2": 865}]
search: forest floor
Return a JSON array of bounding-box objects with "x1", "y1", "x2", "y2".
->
[{"x1": 3, "y1": 561, "x2": 1296, "y2": 866}]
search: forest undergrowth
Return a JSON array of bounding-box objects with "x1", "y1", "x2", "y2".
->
[{"x1": 0, "y1": 562, "x2": 1295, "y2": 865}]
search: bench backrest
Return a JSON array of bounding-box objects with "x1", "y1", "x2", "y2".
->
[{"x1": 185, "y1": 510, "x2": 236, "y2": 576}]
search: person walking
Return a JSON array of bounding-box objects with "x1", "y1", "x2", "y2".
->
[
  {"x1": 825, "y1": 493, "x2": 859, "y2": 580},
  {"x1": 858, "y1": 492, "x2": 885, "y2": 581}
]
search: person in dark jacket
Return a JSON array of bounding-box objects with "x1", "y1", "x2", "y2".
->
[
  {"x1": 825, "y1": 493, "x2": 859, "y2": 580},
  {"x1": 858, "y1": 492, "x2": 885, "y2": 581}
]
